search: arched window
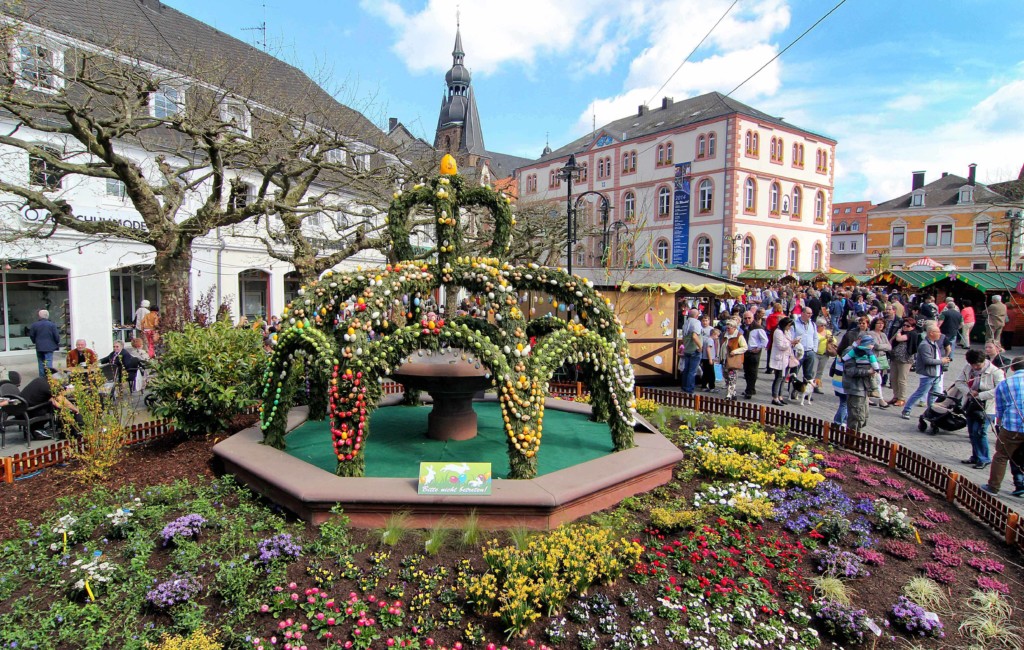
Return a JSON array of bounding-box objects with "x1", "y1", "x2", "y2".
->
[
  {"x1": 655, "y1": 239, "x2": 670, "y2": 264},
  {"x1": 821, "y1": 151, "x2": 828, "y2": 172},
  {"x1": 745, "y1": 131, "x2": 752, "y2": 154},
  {"x1": 815, "y1": 191, "x2": 825, "y2": 222},
  {"x1": 792, "y1": 186, "x2": 802, "y2": 216},
  {"x1": 767, "y1": 238, "x2": 778, "y2": 269},
  {"x1": 623, "y1": 191, "x2": 635, "y2": 220},
  {"x1": 696, "y1": 236, "x2": 712, "y2": 267},
  {"x1": 812, "y1": 242, "x2": 823, "y2": 271},
  {"x1": 769, "y1": 182, "x2": 780, "y2": 214},
  {"x1": 630, "y1": 150, "x2": 636, "y2": 170},
  {"x1": 742, "y1": 236, "x2": 753, "y2": 268},
  {"x1": 776, "y1": 137, "x2": 784, "y2": 163},
  {"x1": 656, "y1": 144, "x2": 665, "y2": 165},
  {"x1": 744, "y1": 178, "x2": 756, "y2": 211},
  {"x1": 622, "y1": 152, "x2": 630, "y2": 173},
  {"x1": 666, "y1": 141, "x2": 674, "y2": 163},
  {"x1": 708, "y1": 132, "x2": 716, "y2": 156},
  {"x1": 770, "y1": 137, "x2": 777, "y2": 160},
  {"x1": 658, "y1": 186, "x2": 671, "y2": 216},
  {"x1": 838, "y1": 222, "x2": 847, "y2": 232},
  {"x1": 698, "y1": 179, "x2": 713, "y2": 212},
  {"x1": 792, "y1": 142, "x2": 799, "y2": 163},
  {"x1": 752, "y1": 132, "x2": 759, "y2": 155},
  {"x1": 788, "y1": 241, "x2": 799, "y2": 271},
  {"x1": 579, "y1": 162, "x2": 587, "y2": 182},
  {"x1": 851, "y1": 221, "x2": 860, "y2": 232},
  {"x1": 697, "y1": 135, "x2": 706, "y2": 158}
]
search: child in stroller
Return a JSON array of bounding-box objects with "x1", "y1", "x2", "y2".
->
[{"x1": 917, "y1": 388, "x2": 968, "y2": 435}]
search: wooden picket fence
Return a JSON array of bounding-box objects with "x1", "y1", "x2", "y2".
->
[{"x1": 3, "y1": 381, "x2": 1021, "y2": 553}]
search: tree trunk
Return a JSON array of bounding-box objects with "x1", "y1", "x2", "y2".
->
[{"x1": 154, "y1": 246, "x2": 194, "y2": 332}]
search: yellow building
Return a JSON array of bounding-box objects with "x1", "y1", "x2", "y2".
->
[{"x1": 866, "y1": 166, "x2": 1023, "y2": 272}]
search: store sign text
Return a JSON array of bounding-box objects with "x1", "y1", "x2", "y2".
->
[{"x1": 21, "y1": 207, "x2": 148, "y2": 232}]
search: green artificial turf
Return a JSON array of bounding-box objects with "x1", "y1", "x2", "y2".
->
[{"x1": 284, "y1": 402, "x2": 616, "y2": 478}]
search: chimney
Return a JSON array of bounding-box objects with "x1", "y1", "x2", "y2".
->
[
  {"x1": 388, "y1": 117, "x2": 398, "y2": 132},
  {"x1": 968, "y1": 163, "x2": 977, "y2": 186},
  {"x1": 941, "y1": 172, "x2": 948, "y2": 178},
  {"x1": 912, "y1": 171, "x2": 925, "y2": 191},
  {"x1": 661, "y1": 97, "x2": 673, "y2": 109},
  {"x1": 638, "y1": 104, "x2": 648, "y2": 116}
]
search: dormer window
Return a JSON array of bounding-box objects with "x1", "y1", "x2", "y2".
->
[
  {"x1": 15, "y1": 42, "x2": 63, "y2": 92},
  {"x1": 910, "y1": 191, "x2": 925, "y2": 207},
  {"x1": 151, "y1": 83, "x2": 185, "y2": 118},
  {"x1": 221, "y1": 101, "x2": 251, "y2": 136},
  {"x1": 958, "y1": 187, "x2": 974, "y2": 204}
]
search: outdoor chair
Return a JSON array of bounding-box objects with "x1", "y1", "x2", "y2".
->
[{"x1": 0, "y1": 383, "x2": 54, "y2": 449}]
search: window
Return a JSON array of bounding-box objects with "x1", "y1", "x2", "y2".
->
[
  {"x1": 352, "y1": 154, "x2": 369, "y2": 172},
  {"x1": 851, "y1": 221, "x2": 860, "y2": 232},
  {"x1": 658, "y1": 186, "x2": 671, "y2": 216},
  {"x1": 770, "y1": 137, "x2": 777, "y2": 161},
  {"x1": 525, "y1": 174, "x2": 536, "y2": 193},
  {"x1": 812, "y1": 243, "x2": 822, "y2": 271},
  {"x1": 222, "y1": 102, "x2": 251, "y2": 136},
  {"x1": 767, "y1": 239, "x2": 778, "y2": 268},
  {"x1": 792, "y1": 186, "x2": 802, "y2": 217},
  {"x1": 152, "y1": 84, "x2": 184, "y2": 118},
  {"x1": 697, "y1": 135, "x2": 706, "y2": 158},
  {"x1": 744, "y1": 178, "x2": 756, "y2": 212},
  {"x1": 959, "y1": 187, "x2": 974, "y2": 204},
  {"x1": 751, "y1": 132, "x2": 759, "y2": 155},
  {"x1": 742, "y1": 236, "x2": 753, "y2": 268},
  {"x1": 665, "y1": 142, "x2": 673, "y2": 163},
  {"x1": 16, "y1": 43, "x2": 60, "y2": 91},
  {"x1": 745, "y1": 131, "x2": 752, "y2": 154},
  {"x1": 106, "y1": 178, "x2": 127, "y2": 199},
  {"x1": 911, "y1": 192, "x2": 924, "y2": 207},
  {"x1": 655, "y1": 239, "x2": 670, "y2": 264},
  {"x1": 769, "y1": 182, "x2": 780, "y2": 214},
  {"x1": 792, "y1": 143, "x2": 804, "y2": 167},
  {"x1": 833, "y1": 208, "x2": 840, "y2": 215},
  {"x1": 579, "y1": 163, "x2": 588, "y2": 182},
  {"x1": 622, "y1": 152, "x2": 630, "y2": 173},
  {"x1": 775, "y1": 137, "x2": 783, "y2": 163},
  {"x1": 850, "y1": 240, "x2": 858, "y2": 252},
  {"x1": 698, "y1": 179, "x2": 713, "y2": 213},
  {"x1": 892, "y1": 226, "x2": 906, "y2": 248},
  {"x1": 925, "y1": 223, "x2": 953, "y2": 247},
  {"x1": 816, "y1": 149, "x2": 828, "y2": 173},
  {"x1": 696, "y1": 236, "x2": 711, "y2": 267},
  {"x1": 28, "y1": 146, "x2": 61, "y2": 189},
  {"x1": 770, "y1": 136, "x2": 783, "y2": 163},
  {"x1": 230, "y1": 182, "x2": 254, "y2": 209},
  {"x1": 973, "y1": 262, "x2": 989, "y2": 270},
  {"x1": 838, "y1": 241, "x2": 846, "y2": 252},
  {"x1": 707, "y1": 132, "x2": 716, "y2": 156},
  {"x1": 788, "y1": 241, "x2": 799, "y2": 271},
  {"x1": 814, "y1": 191, "x2": 825, "y2": 222},
  {"x1": 325, "y1": 148, "x2": 346, "y2": 165},
  {"x1": 656, "y1": 145, "x2": 664, "y2": 165},
  {"x1": 838, "y1": 222, "x2": 848, "y2": 232},
  {"x1": 856, "y1": 206, "x2": 863, "y2": 213},
  {"x1": 975, "y1": 221, "x2": 990, "y2": 246},
  {"x1": 843, "y1": 207, "x2": 851, "y2": 214},
  {"x1": 623, "y1": 191, "x2": 635, "y2": 220}
]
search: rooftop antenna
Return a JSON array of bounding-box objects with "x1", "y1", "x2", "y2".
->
[{"x1": 243, "y1": 2, "x2": 268, "y2": 51}]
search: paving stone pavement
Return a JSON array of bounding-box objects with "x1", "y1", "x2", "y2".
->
[{"x1": 676, "y1": 345, "x2": 1024, "y2": 512}]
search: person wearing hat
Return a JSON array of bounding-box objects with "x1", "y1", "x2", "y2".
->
[
  {"x1": 841, "y1": 333, "x2": 881, "y2": 431},
  {"x1": 901, "y1": 323, "x2": 952, "y2": 419},
  {"x1": 887, "y1": 317, "x2": 920, "y2": 407},
  {"x1": 134, "y1": 299, "x2": 151, "y2": 332},
  {"x1": 719, "y1": 318, "x2": 748, "y2": 400}
]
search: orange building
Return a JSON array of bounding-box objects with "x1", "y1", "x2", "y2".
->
[{"x1": 866, "y1": 166, "x2": 1023, "y2": 272}]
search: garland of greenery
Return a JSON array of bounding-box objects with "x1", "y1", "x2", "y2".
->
[{"x1": 261, "y1": 325, "x2": 337, "y2": 449}]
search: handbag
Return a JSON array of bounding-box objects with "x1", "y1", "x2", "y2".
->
[
  {"x1": 826, "y1": 339, "x2": 838, "y2": 357},
  {"x1": 844, "y1": 363, "x2": 875, "y2": 378},
  {"x1": 965, "y1": 396, "x2": 986, "y2": 415},
  {"x1": 714, "y1": 363, "x2": 724, "y2": 383},
  {"x1": 877, "y1": 355, "x2": 890, "y2": 371},
  {"x1": 726, "y1": 353, "x2": 744, "y2": 370}
]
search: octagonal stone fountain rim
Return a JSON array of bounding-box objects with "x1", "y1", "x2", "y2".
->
[{"x1": 212, "y1": 395, "x2": 682, "y2": 530}]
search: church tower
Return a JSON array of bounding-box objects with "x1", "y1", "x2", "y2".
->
[{"x1": 434, "y1": 22, "x2": 487, "y2": 171}]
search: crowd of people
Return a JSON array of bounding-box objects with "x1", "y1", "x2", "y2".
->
[{"x1": 678, "y1": 284, "x2": 1024, "y2": 498}]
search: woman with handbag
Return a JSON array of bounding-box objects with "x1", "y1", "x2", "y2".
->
[
  {"x1": 769, "y1": 317, "x2": 796, "y2": 406},
  {"x1": 868, "y1": 317, "x2": 893, "y2": 408},
  {"x1": 720, "y1": 318, "x2": 748, "y2": 400},
  {"x1": 954, "y1": 349, "x2": 1005, "y2": 470},
  {"x1": 887, "y1": 317, "x2": 919, "y2": 407}
]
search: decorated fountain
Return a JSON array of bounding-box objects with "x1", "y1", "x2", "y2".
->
[{"x1": 215, "y1": 155, "x2": 682, "y2": 527}]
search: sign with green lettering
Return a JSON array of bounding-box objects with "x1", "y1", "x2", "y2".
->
[{"x1": 417, "y1": 462, "x2": 492, "y2": 495}]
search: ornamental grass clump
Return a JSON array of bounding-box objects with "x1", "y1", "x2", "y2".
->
[
  {"x1": 889, "y1": 595, "x2": 945, "y2": 638},
  {"x1": 161, "y1": 514, "x2": 207, "y2": 545},
  {"x1": 146, "y1": 573, "x2": 202, "y2": 610},
  {"x1": 959, "y1": 589, "x2": 1023, "y2": 649}
]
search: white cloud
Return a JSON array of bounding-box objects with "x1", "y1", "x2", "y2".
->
[
  {"x1": 885, "y1": 94, "x2": 927, "y2": 112},
  {"x1": 971, "y1": 79, "x2": 1024, "y2": 133}
]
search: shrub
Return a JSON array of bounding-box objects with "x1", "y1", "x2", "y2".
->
[
  {"x1": 148, "y1": 321, "x2": 265, "y2": 436},
  {"x1": 52, "y1": 367, "x2": 132, "y2": 481}
]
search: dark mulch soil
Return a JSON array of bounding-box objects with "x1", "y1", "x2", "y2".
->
[{"x1": 0, "y1": 414, "x2": 257, "y2": 543}]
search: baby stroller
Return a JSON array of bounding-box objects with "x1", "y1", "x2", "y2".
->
[{"x1": 917, "y1": 390, "x2": 967, "y2": 435}]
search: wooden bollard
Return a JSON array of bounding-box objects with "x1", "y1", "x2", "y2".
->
[
  {"x1": 1006, "y1": 513, "x2": 1020, "y2": 546},
  {"x1": 635, "y1": 386, "x2": 641, "y2": 399},
  {"x1": 3, "y1": 457, "x2": 12, "y2": 484},
  {"x1": 889, "y1": 442, "x2": 899, "y2": 469},
  {"x1": 759, "y1": 405, "x2": 767, "y2": 426},
  {"x1": 822, "y1": 421, "x2": 830, "y2": 445},
  {"x1": 576, "y1": 381, "x2": 583, "y2": 398},
  {"x1": 694, "y1": 394, "x2": 701, "y2": 412},
  {"x1": 946, "y1": 472, "x2": 959, "y2": 502}
]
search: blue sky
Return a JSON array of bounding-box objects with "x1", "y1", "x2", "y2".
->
[{"x1": 164, "y1": 0, "x2": 1024, "y2": 203}]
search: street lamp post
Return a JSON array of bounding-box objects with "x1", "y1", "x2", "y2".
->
[
  {"x1": 1005, "y1": 209, "x2": 1023, "y2": 271},
  {"x1": 558, "y1": 154, "x2": 581, "y2": 275}
]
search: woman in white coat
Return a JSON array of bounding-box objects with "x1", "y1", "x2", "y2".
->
[
  {"x1": 953, "y1": 348, "x2": 1005, "y2": 470},
  {"x1": 769, "y1": 317, "x2": 795, "y2": 406}
]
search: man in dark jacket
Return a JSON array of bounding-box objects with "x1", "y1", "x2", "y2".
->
[
  {"x1": 937, "y1": 299, "x2": 963, "y2": 358},
  {"x1": 28, "y1": 309, "x2": 61, "y2": 378}
]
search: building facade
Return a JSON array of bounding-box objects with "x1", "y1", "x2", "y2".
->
[
  {"x1": 0, "y1": 0, "x2": 390, "y2": 362},
  {"x1": 515, "y1": 92, "x2": 836, "y2": 276},
  {"x1": 865, "y1": 166, "x2": 1024, "y2": 272},
  {"x1": 830, "y1": 200, "x2": 871, "y2": 273}
]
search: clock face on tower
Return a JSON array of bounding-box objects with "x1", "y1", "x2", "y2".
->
[{"x1": 595, "y1": 135, "x2": 614, "y2": 148}]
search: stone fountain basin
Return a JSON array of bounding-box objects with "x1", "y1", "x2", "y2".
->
[{"x1": 389, "y1": 352, "x2": 491, "y2": 442}]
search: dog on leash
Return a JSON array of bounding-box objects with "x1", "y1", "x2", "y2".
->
[{"x1": 790, "y1": 377, "x2": 814, "y2": 405}]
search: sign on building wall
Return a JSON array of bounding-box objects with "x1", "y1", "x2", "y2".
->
[{"x1": 671, "y1": 162, "x2": 692, "y2": 266}]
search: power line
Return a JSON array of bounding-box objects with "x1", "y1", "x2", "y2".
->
[
  {"x1": 646, "y1": 0, "x2": 740, "y2": 107},
  {"x1": 726, "y1": 0, "x2": 849, "y2": 98}
]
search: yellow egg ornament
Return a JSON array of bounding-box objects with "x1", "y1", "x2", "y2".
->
[{"x1": 440, "y1": 154, "x2": 458, "y2": 176}]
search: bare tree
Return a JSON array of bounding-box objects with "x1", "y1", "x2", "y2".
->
[{"x1": 0, "y1": 12, "x2": 401, "y2": 326}]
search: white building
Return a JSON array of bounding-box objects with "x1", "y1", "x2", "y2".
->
[
  {"x1": 0, "y1": 0, "x2": 391, "y2": 364},
  {"x1": 516, "y1": 93, "x2": 836, "y2": 277}
]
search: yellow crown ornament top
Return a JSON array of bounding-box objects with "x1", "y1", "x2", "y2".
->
[{"x1": 440, "y1": 153, "x2": 458, "y2": 176}]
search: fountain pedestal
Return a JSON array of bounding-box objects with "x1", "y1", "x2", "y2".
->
[{"x1": 390, "y1": 353, "x2": 491, "y2": 441}]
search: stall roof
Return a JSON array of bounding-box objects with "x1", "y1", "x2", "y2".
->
[
  {"x1": 867, "y1": 270, "x2": 946, "y2": 287},
  {"x1": 737, "y1": 269, "x2": 787, "y2": 281},
  {"x1": 920, "y1": 271, "x2": 1024, "y2": 293},
  {"x1": 575, "y1": 266, "x2": 745, "y2": 298}
]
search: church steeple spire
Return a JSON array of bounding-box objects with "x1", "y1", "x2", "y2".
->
[
  {"x1": 434, "y1": 19, "x2": 486, "y2": 162},
  {"x1": 452, "y1": 12, "x2": 464, "y2": 65}
]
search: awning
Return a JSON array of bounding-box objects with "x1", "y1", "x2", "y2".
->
[
  {"x1": 737, "y1": 269, "x2": 787, "y2": 281},
  {"x1": 618, "y1": 281, "x2": 746, "y2": 298},
  {"x1": 867, "y1": 270, "x2": 947, "y2": 288},
  {"x1": 908, "y1": 257, "x2": 943, "y2": 269},
  {"x1": 918, "y1": 271, "x2": 1024, "y2": 293}
]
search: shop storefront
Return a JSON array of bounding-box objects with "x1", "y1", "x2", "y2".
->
[
  {"x1": 0, "y1": 261, "x2": 70, "y2": 352},
  {"x1": 238, "y1": 269, "x2": 270, "y2": 321},
  {"x1": 110, "y1": 265, "x2": 160, "y2": 341}
]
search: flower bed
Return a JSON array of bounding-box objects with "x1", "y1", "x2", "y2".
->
[{"x1": 0, "y1": 411, "x2": 1022, "y2": 648}]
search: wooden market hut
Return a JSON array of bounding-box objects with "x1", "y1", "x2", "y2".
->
[{"x1": 736, "y1": 269, "x2": 788, "y2": 287}]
